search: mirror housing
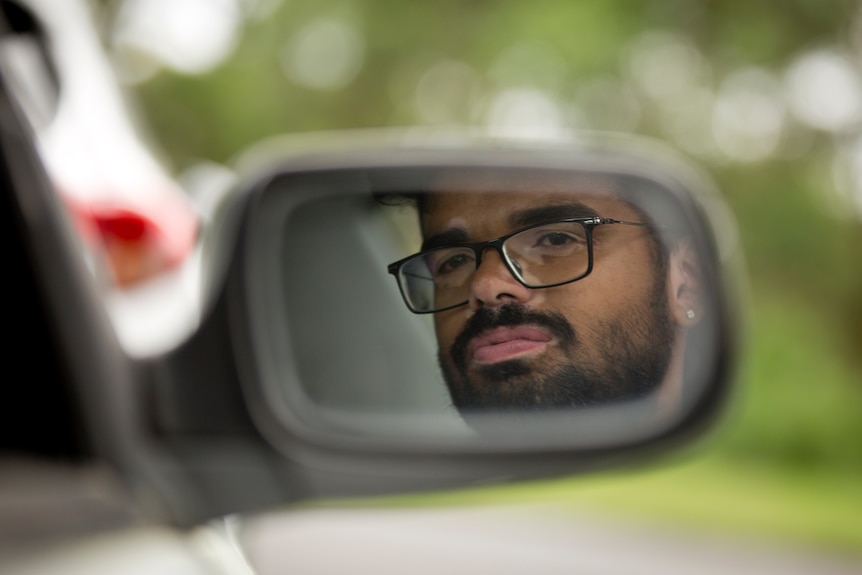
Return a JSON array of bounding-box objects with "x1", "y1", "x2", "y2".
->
[{"x1": 144, "y1": 131, "x2": 742, "y2": 525}]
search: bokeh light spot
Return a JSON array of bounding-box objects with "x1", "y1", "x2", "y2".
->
[
  {"x1": 281, "y1": 18, "x2": 365, "y2": 92},
  {"x1": 626, "y1": 31, "x2": 710, "y2": 104},
  {"x1": 485, "y1": 88, "x2": 568, "y2": 140},
  {"x1": 713, "y1": 68, "x2": 786, "y2": 163},
  {"x1": 786, "y1": 49, "x2": 862, "y2": 133},
  {"x1": 414, "y1": 60, "x2": 483, "y2": 125},
  {"x1": 112, "y1": 0, "x2": 242, "y2": 78}
]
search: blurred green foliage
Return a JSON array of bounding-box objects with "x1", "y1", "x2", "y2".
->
[{"x1": 118, "y1": 0, "x2": 862, "y2": 476}]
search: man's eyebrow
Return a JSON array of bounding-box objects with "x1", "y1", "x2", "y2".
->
[
  {"x1": 421, "y1": 202, "x2": 602, "y2": 250},
  {"x1": 422, "y1": 228, "x2": 469, "y2": 251},
  {"x1": 509, "y1": 202, "x2": 600, "y2": 229}
]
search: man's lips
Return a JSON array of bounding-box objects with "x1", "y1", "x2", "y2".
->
[{"x1": 468, "y1": 325, "x2": 554, "y2": 364}]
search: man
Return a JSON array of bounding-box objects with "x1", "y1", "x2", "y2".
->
[{"x1": 386, "y1": 172, "x2": 703, "y2": 413}]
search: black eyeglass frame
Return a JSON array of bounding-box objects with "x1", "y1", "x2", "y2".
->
[{"x1": 387, "y1": 216, "x2": 651, "y2": 314}]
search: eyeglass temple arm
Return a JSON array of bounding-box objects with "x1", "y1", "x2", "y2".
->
[{"x1": 595, "y1": 217, "x2": 662, "y2": 230}]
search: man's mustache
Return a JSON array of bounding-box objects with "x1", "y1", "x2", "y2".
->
[{"x1": 450, "y1": 304, "x2": 577, "y2": 373}]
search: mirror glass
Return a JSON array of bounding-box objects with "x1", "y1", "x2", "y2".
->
[{"x1": 244, "y1": 163, "x2": 726, "y2": 448}]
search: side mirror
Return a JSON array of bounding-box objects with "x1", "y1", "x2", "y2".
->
[{"x1": 149, "y1": 131, "x2": 742, "y2": 524}]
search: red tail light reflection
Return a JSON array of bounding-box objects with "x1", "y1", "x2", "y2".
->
[{"x1": 63, "y1": 193, "x2": 198, "y2": 288}]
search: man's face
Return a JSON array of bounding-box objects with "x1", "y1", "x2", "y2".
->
[{"x1": 421, "y1": 189, "x2": 677, "y2": 412}]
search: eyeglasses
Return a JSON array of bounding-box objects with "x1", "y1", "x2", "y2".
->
[{"x1": 388, "y1": 217, "x2": 650, "y2": 314}]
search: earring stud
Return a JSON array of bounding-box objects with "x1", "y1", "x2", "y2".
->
[{"x1": 686, "y1": 309, "x2": 695, "y2": 320}]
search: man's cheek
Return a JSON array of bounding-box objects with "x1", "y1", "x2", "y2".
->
[{"x1": 435, "y1": 315, "x2": 461, "y2": 348}]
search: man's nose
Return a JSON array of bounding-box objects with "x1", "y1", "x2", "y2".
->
[{"x1": 468, "y1": 248, "x2": 532, "y2": 310}]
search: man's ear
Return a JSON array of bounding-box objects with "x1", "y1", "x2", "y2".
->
[{"x1": 667, "y1": 238, "x2": 703, "y2": 327}]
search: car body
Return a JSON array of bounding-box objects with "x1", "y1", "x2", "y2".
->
[{"x1": 0, "y1": 0, "x2": 198, "y2": 290}]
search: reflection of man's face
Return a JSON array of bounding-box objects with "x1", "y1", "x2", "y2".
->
[{"x1": 422, "y1": 190, "x2": 677, "y2": 412}]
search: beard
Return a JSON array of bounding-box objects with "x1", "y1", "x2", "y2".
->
[{"x1": 438, "y1": 276, "x2": 676, "y2": 413}]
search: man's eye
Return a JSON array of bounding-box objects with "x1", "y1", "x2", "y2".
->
[
  {"x1": 536, "y1": 231, "x2": 583, "y2": 248},
  {"x1": 434, "y1": 252, "x2": 474, "y2": 276}
]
